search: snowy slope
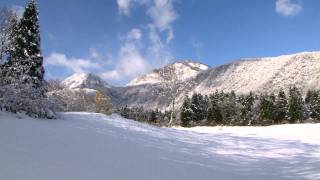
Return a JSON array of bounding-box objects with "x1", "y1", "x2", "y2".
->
[
  {"x1": 127, "y1": 61, "x2": 209, "y2": 86},
  {"x1": 191, "y1": 51, "x2": 320, "y2": 95},
  {"x1": 0, "y1": 111, "x2": 319, "y2": 180}
]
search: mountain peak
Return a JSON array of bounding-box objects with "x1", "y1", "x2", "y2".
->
[
  {"x1": 127, "y1": 61, "x2": 209, "y2": 86},
  {"x1": 62, "y1": 73, "x2": 111, "y2": 89}
]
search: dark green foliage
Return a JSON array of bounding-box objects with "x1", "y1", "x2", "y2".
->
[
  {"x1": 117, "y1": 106, "x2": 172, "y2": 126},
  {"x1": 119, "y1": 88, "x2": 320, "y2": 127},
  {"x1": 274, "y1": 89, "x2": 288, "y2": 124},
  {"x1": 207, "y1": 92, "x2": 223, "y2": 125},
  {"x1": 7, "y1": 0, "x2": 44, "y2": 88},
  {"x1": 190, "y1": 93, "x2": 204, "y2": 122},
  {"x1": 259, "y1": 93, "x2": 275, "y2": 125},
  {"x1": 180, "y1": 96, "x2": 192, "y2": 127},
  {"x1": 305, "y1": 90, "x2": 320, "y2": 122},
  {"x1": 239, "y1": 92, "x2": 255, "y2": 126},
  {"x1": 11, "y1": 0, "x2": 41, "y2": 60},
  {"x1": 288, "y1": 87, "x2": 304, "y2": 123}
]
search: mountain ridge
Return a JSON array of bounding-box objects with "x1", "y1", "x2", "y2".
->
[
  {"x1": 61, "y1": 51, "x2": 320, "y2": 110},
  {"x1": 127, "y1": 61, "x2": 209, "y2": 86}
]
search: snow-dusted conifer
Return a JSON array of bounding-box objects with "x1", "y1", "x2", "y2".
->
[
  {"x1": 305, "y1": 90, "x2": 320, "y2": 122},
  {"x1": 274, "y1": 89, "x2": 288, "y2": 124},
  {"x1": 288, "y1": 86, "x2": 304, "y2": 123},
  {"x1": 259, "y1": 93, "x2": 275, "y2": 125},
  {"x1": 180, "y1": 96, "x2": 192, "y2": 127},
  {"x1": 207, "y1": 92, "x2": 223, "y2": 125}
]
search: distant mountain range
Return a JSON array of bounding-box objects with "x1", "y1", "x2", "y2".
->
[{"x1": 60, "y1": 51, "x2": 320, "y2": 110}]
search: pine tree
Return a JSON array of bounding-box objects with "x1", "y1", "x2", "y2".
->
[
  {"x1": 149, "y1": 110, "x2": 157, "y2": 123},
  {"x1": 305, "y1": 90, "x2": 320, "y2": 122},
  {"x1": 12, "y1": 0, "x2": 41, "y2": 60},
  {"x1": 0, "y1": 1, "x2": 54, "y2": 118},
  {"x1": 10, "y1": 0, "x2": 44, "y2": 87},
  {"x1": 274, "y1": 89, "x2": 288, "y2": 124},
  {"x1": 197, "y1": 93, "x2": 206, "y2": 121},
  {"x1": 288, "y1": 86, "x2": 304, "y2": 123},
  {"x1": 120, "y1": 106, "x2": 130, "y2": 118},
  {"x1": 259, "y1": 93, "x2": 275, "y2": 125},
  {"x1": 240, "y1": 92, "x2": 255, "y2": 126},
  {"x1": 207, "y1": 93, "x2": 223, "y2": 125},
  {"x1": 190, "y1": 93, "x2": 203, "y2": 123},
  {"x1": 180, "y1": 96, "x2": 192, "y2": 127}
]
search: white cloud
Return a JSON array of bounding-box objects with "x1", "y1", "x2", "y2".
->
[
  {"x1": 276, "y1": 0, "x2": 302, "y2": 16},
  {"x1": 10, "y1": 5, "x2": 24, "y2": 19},
  {"x1": 191, "y1": 38, "x2": 203, "y2": 59},
  {"x1": 101, "y1": 30, "x2": 149, "y2": 81},
  {"x1": 147, "y1": 0, "x2": 177, "y2": 36},
  {"x1": 117, "y1": 0, "x2": 177, "y2": 43},
  {"x1": 116, "y1": 0, "x2": 132, "y2": 16},
  {"x1": 116, "y1": 0, "x2": 149, "y2": 16},
  {"x1": 127, "y1": 28, "x2": 142, "y2": 40},
  {"x1": 89, "y1": 48, "x2": 100, "y2": 60},
  {"x1": 45, "y1": 53, "x2": 100, "y2": 74},
  {"x1": 113, "y1": 0, "x2": 178, "y2": 83}
]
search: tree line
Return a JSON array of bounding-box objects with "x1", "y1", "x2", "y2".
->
[
  {"x1": 117, "y1": 106, "x2": 173, "y2": 127},
  {"x1": 119, "y1": 87, "x2": 320, "y2": 127},
  {"x1": 180, "y1": 87, "x2": 319, "y2": 127}
]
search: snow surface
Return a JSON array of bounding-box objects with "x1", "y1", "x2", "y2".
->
[{"x1": 0, "y1": 111, "x2": 319, "y2": 180}]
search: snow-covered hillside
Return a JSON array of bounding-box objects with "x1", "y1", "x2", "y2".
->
[
  {"x1": 127, "y1": 61, "x2": 209, "y2": 86},
  {"x1": 0, "y1": 111, "x2": 319, "y2": 180},
  {"x1": 192, "y1": 51, "x2": 320, "y2": 95}
]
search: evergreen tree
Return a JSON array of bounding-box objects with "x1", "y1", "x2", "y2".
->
[
  {"x1": 12, "y1": 0, "x2": 41, "y2": 59},
  {"x1": 190, "y1": 93, "x2": 201, "y2": 122},
  {"x1": 305, "y1": 90, "x2": 320, "y2": 122},
  {"x1": 224, "y1": 91, "x2": 239, "y2": 125},
  {"x1": 288, "y1": 87, "x2": 304, "y2": 123},
  {"x1": 259, "y1": 93, "x2": 275, "y2": 125},
  {"x1": 180, "y1": 96, "x2": 192, "y2": 127},
  {"x1": 197, "y1": 93, "x2": 207, "y2": 121},
  {"x1": 9, "y1": 0, "x2": 44, "y2": 87},
  {"x1": 207, "y1": 93, "x2": 223, "y2": 125},
  {"x1": 274, "y1": 89, "x2": 288, "y2": 124},
  {"x1": 240, "y1": 92, "x2": 255, "y2": 126},
  {"x1": 149, "y1": 110, "x2": 157, "y2": 123}
]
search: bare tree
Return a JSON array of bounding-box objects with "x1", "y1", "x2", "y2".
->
[
  {"x1": 95, "y1": 91, "x2": 112, "y2": 115},
  {"x1": 156, "y1": 64, "x2": 183, "y2": 127},
  {"x1": 46, "y1": 79, "x2": 63, "y2": 92}
]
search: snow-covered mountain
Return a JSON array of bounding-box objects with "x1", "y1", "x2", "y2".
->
[
  {"x1": 62, "y1": 73, "x2": 112, "y2": 90},
  {"x1": 127, "y1": 61, "x2": 209, "y2": 86},
  {"x1": 49, "y1": 73, "x2": 113, "y2": 112},
  {"x1": 60, "y1": 51, "x2": 320, "y2": 110},
  {"x1": 190, "y1": 51, "x2": 320, "y2": 95}
]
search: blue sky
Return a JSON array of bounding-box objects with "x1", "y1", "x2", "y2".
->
[{"x1": 1, "y1": 0, "x2": 320, "y2": 85}]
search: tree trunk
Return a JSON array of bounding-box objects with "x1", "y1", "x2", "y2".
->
[{"x1": 169, "y1": 97, "x2": 175, "y2": 127}]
